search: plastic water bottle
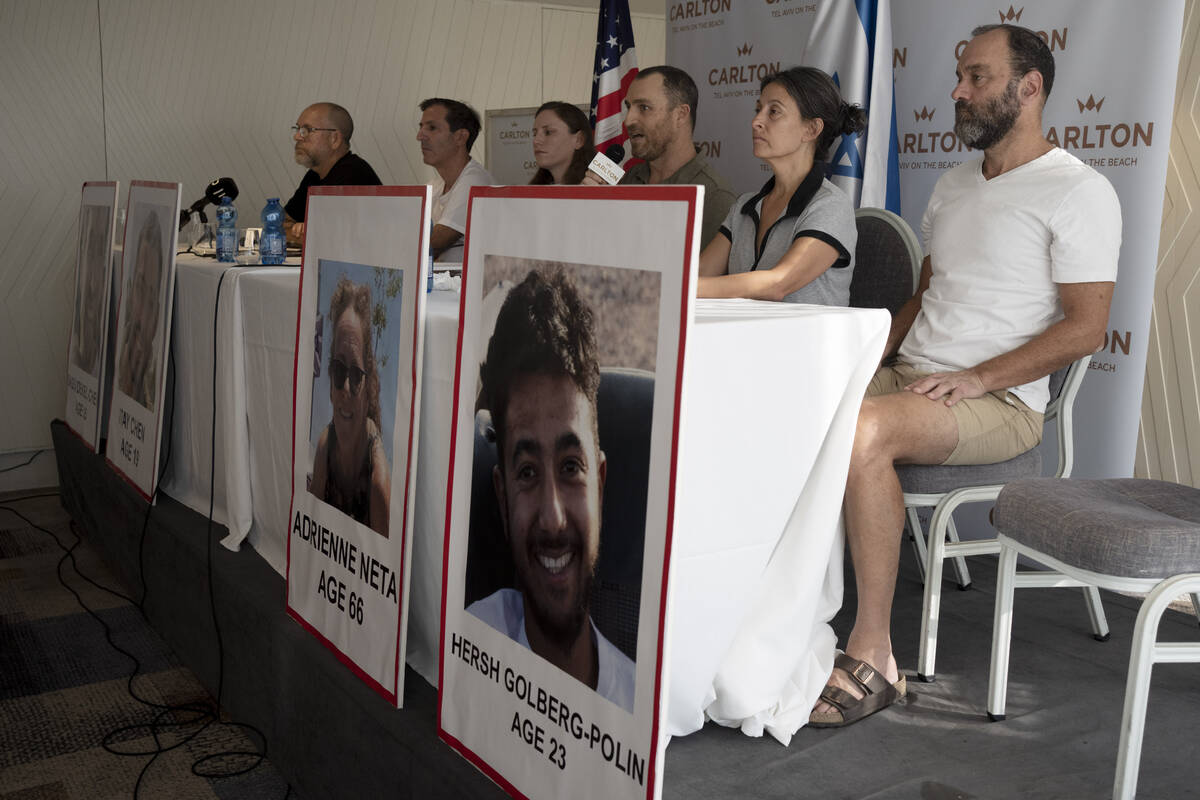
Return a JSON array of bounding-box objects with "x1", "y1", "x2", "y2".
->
[
  {"x1": 216, "y1": 197, "x2": 237, "y2": 262},
  {"x1": 260, "y1": 197, "x2": 286, "y2": 265}
]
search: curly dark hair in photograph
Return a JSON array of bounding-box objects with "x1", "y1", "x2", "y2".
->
[{"x1": 480, "y1": 268, "x2": 601, "y2": 466}]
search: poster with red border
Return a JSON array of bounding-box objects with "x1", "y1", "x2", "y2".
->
[
  {"x1": 438, "y1": 185, "x2": 700, "y2": 800},
  {"x1": 105, "y1": 180, "x2": 181, "y2": 500},
  {"x1": 65, "y1": 181, "x2": 119, "y2": 451},
  {"x1": 285, "y1": 187, "x2": 431, "y2": 706}
]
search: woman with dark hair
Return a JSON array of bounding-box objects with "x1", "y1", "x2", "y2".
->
[
  {"x1": 309, "y1": 276, "x2": 391, "y2": 537},
  {"x1": 529, "y1": 102, "x2": 595, "y2": 186},
  {"x1": 698, "y1": 66, "x2": 866, "y2": 305}
]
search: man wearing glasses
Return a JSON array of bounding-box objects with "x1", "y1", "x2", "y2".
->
[{"x1": 284, "y1": 102, "x2": 382, "y2": 246}]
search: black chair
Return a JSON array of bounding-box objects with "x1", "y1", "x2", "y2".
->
[
  {"x1": 850, "y1": 207, "x2": 921, "y2": 315},
  {"x1": 463, "y1": 367, "x2": 654, "y2": 660}
]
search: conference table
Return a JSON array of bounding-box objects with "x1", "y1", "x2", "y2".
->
[{"x1": 161, "y1": 254, "x2": 888, "y2": 746}]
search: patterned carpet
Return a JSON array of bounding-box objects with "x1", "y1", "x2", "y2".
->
[{"x1": 0, "y1": 492, "x2": 293, "y2": 800}]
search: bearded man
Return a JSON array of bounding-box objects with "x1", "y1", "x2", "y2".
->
[
  {"x1": 808, "y1": 24, "x2": 1122, "y2": 728},
  {"x1": 283, "y1": 102, "x2": 381, "y2": 245}
]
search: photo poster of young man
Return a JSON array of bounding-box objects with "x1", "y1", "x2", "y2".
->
[
  {"x1": 65, "y1": 181, "x2": 119, "y2": 451},
  {"x1": 104, "y1": 181, "x2": 181, "y2": 500},
  {"x1": 438, "y1": 185, "x2": 701, "y2": 800},
  {"x1": 286, "y1": 186, "x2": 431, "y2": 707}
]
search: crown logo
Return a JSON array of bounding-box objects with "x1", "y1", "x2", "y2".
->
[
  {"x1": 913, "y1": 106, "x2": 935, "y2": 122},
  {"x1": 1077, "y1": 94, "x2": 1105, "y2": 113},
  {"x1": 737, "y1": 43, "x2": 753, "y2": 57},
  {"x1": 998, "y1": 6, "x2": 1023, "y2": 22}
]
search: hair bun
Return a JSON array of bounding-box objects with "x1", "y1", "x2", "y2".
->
[{"x1": 840, "y1": 102, "x2": 867, "y2": 136}]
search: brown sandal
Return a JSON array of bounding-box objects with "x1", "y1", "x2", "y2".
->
[{"x1": 808, "y1": 653, "x2": 906, "y2": 728}]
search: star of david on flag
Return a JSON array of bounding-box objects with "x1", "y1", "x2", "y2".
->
[{"x1": 589, "y1": 0, "x2": 638, "y2": 160}]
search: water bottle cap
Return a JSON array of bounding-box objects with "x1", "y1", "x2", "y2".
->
[
  {"x1": 267, "y1": 197, "x2": 280, "y2": 203},
  {"x1": 220, "y1": 196, "x2": 232, "y2": 204}
]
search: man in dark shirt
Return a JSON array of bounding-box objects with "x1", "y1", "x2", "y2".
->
[{"x1": 283, "y1": 102, "x2": 381, "y2": 245}]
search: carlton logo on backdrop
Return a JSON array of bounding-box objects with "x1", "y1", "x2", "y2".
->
[
  {"x1": 669, "y1": 0, "x2": 731, "y2": 21},
  {"x1": 708, "y1": 43, "x2": 779, "y2": 98},
  {"x1": 1089, "y1": 329, "x2": 1133, "y2": 374},
  {"x1": 954, "y1": 9, "x2": 1068, "y2": 58},
  {"x1": 914, "y1": 107, "x2": 935, "y2": 122},
  {"x1": 1046, "y1": 93, "x2": 1153, "y2": 167},
  {"x1": 695, "y1": 140, "x2": 723, "y2": 158}
]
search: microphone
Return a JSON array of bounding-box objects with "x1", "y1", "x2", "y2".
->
[
  {"x1": 587, "y1": 144, "x2": 626, "y2": 185},
  {"x1": 179, "y1": 177, "x2": 240, "y2": 230}
]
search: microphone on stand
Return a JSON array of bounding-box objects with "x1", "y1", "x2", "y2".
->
[
  {"x1": 586, "y1": 144, "x2": 626, "y2": 185},
  {"x1": 178, "y1": 177, "x2": 240, "y2": 230}
]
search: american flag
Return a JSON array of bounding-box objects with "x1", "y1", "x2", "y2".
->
[{"x1": 588, "y1": 0, "x2": 638, "y2": 159}]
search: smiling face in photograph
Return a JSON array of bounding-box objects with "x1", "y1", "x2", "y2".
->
[
  {"x1": 494, "y1": 371, "x2": 606, "y2": 649},
  {"x1": 329, "y1": 305, "x2": 368, "y2": 450}
]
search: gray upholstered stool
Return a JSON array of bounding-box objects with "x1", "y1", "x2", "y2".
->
[{"x1": 987, "y1": 477, "x2": 1200, "y2": 800}]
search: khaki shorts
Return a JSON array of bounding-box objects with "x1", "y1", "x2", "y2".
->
[{"x1": 868, "y1": 363, "x2": 1044, "y2": 466}]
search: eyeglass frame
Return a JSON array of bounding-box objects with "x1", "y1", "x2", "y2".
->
[{"x1": 291, "y1": 125, "x2": 338, "y2": 139}]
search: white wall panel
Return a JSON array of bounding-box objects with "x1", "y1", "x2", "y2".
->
[
  {"x1": 0, "y1": 0, "x2": 105, "y2": 456},
  {"x1": 1138, "y1": 0, "x2": 1200, "y2": 485}
]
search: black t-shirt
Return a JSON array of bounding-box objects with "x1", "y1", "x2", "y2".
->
[{"x1": 284, "y1": 152, "x2": 382, "y2": 221}]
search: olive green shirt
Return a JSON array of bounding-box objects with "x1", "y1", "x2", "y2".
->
[{"x1": 620, "y1": 153, "x2": 738, "y2": 249}]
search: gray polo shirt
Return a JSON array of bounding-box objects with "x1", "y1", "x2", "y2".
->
[
  {"x1": 718, "y1": 168, "x2": 856, "y2": 306},
  {"x1": 621, "y1": 152, "x2": 737, "y2": 249}
]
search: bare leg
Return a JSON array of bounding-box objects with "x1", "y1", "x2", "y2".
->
[{"x1": 814, "y1": 390, "x2": 959, "y2": 716}]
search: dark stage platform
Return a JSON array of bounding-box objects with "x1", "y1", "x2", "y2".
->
[{"x1": 51, "y1": 420, "x2": 1200, "y2": 799}]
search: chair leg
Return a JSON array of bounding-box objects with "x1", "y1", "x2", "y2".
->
[
  {"x1": 987, "y1": 544, "x2": 1019, "y2": 721},
  {"x1": 1113, "y1": 580, "x2": 1177, "y2": 800},
  {"x1": 944, "y1": 515, "x2": 972, "y2": 590},
  {"x1": 1083, "y1": 585, "x2": 1110, "y2": 641},
  {"x1": 917, "y1": 508, "x2": 950, "y2": 682},
  {"x1": 906, "y1": 506, "x2": 928, "y2": 584}
]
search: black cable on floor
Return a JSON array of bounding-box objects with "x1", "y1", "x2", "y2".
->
[
  {"x1": 3, "y1": 268, "x2": 289, "y2": 798},
  {"x1": 0, "y1": 448, "x2": 46, "y2": 473}
]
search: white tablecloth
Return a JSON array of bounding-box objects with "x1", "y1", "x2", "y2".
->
[
  {"x1": 668, "y1": 300, "x2": 887, "y2": 744},
  {"x1": 161, "y1": 258, "x2": 888, "y2": 742}
]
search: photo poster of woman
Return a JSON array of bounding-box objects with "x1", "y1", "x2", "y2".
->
[
  {"x1": 104, "y1": 181, "x2": 181, "y2": 500},
  {"x1": 438, "y1": 185, "x2": 701, "y2": 800},
  {"x1": 285, "y1": 186, "x2": 431, "y2": 706},
  {"x1": 65, "y1": 181, "x2": 119, "y2": 451}
]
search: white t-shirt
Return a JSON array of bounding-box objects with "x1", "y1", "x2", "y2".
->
[
  {"x1": 468, "y1": 587, "x2": 636, "y2": 713},
  {"x1": 431, "y1": 158, "x2": 495, "y2": 262},
  {"x1": 899, "y1": 148, "x2": 1121, "y2": 412}
]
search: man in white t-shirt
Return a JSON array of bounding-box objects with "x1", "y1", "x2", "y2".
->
[
  {"x1": 811, "y1": 24, "x2": 1121, "y2": 729},
  {"x1": 417, "y1": 98, "x2": 495, "y2": 262},
  {"x1": 467, "y1": 269, "x2": 636, "y2": 713}
]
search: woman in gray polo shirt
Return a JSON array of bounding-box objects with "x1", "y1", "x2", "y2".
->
[{"x1": 698, "y1": 67, "x2": 865, "y2": 305}]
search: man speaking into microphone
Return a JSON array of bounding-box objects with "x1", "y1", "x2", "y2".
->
[{"x1": 584, "y1": 66, "x2": 736, "y2": 249}]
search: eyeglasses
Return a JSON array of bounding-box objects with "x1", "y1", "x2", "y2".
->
[
  {"x1": 329, "y1": 358, "x2": 366, "y2": 395},
  {"x1": 292, "y1": 125, "x2": 337, "y2": 139}
]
